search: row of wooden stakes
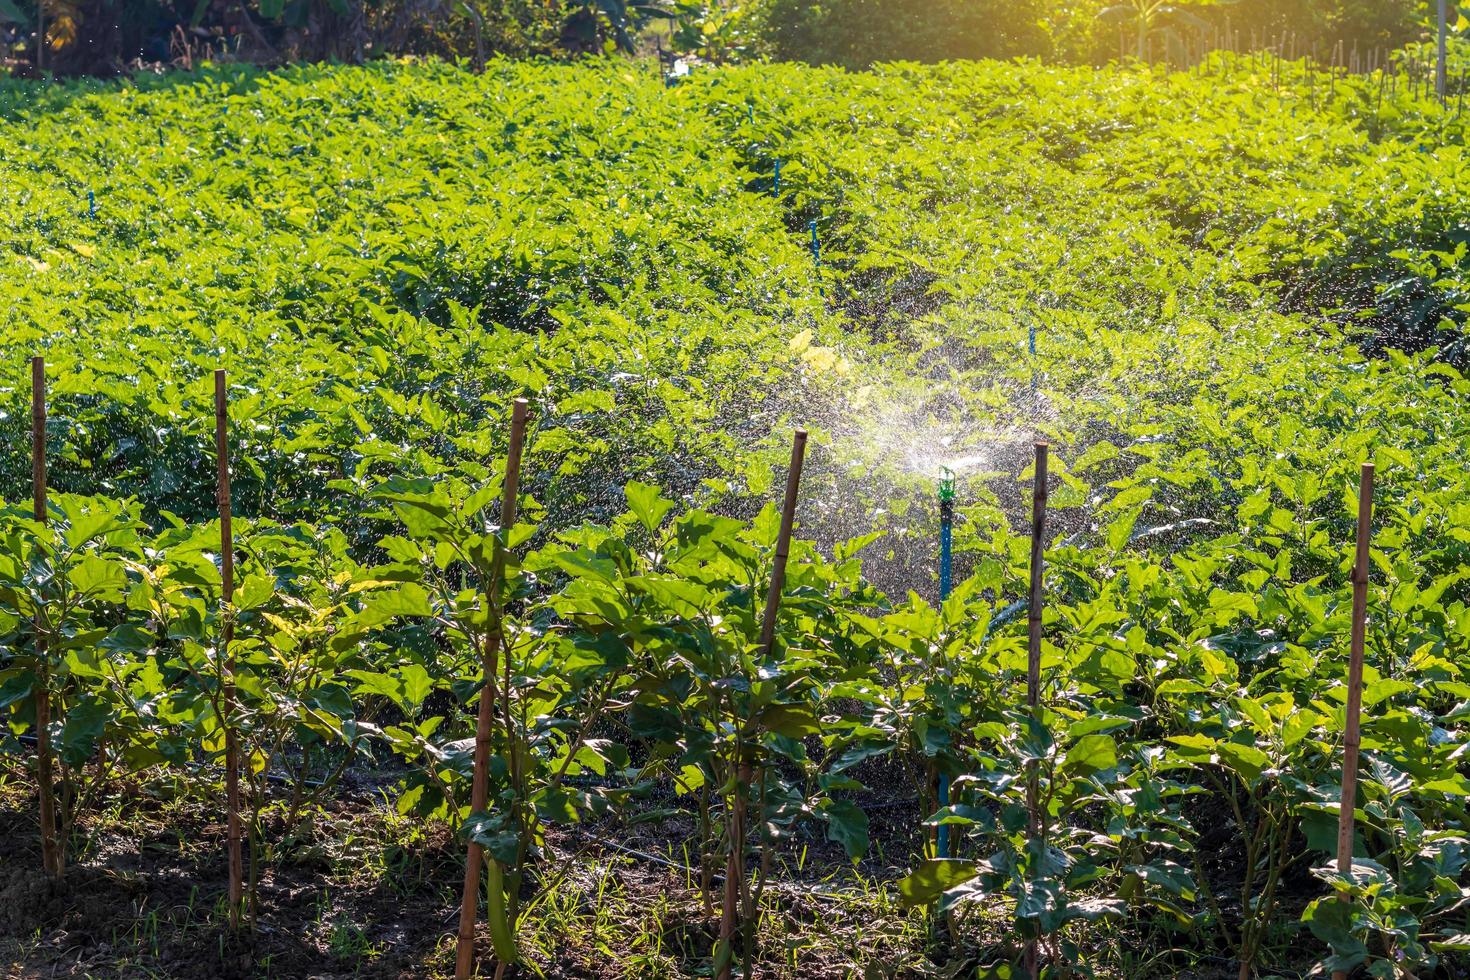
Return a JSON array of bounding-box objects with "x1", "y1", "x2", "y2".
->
[{"x1": 19, "y1": 359, "x2": 1375, "y2": 980}]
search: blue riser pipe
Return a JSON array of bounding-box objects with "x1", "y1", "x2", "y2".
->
[
  {"x1": 1029, "y1": 323, "x2": 1038, "y2": 398},
  {"x1": 937, "y1": 474, "x2": 954, "y2": 858}
]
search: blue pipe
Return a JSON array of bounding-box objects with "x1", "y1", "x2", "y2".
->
[
  {"x1": 1029, "y1": 323, "x2": 1038, "y2": 399},
  {"x1": 773, "y1": 158, "x2": 781, "y2": 196},
  {"x1": 937, "y1": 467, "x2": 955, "y2": 858},
  {"x1": 87, "y1": 190, "x2": 96, "y2": 220}
]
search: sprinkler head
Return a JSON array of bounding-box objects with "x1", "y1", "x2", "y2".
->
[{"x1": 938, "y1": 465, "x2": 956, "y2": 502}]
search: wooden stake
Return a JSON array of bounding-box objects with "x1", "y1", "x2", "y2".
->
[
  {"x1": 1438, "y1": 0, "x2": 1449, "y2": 105},
  {"x1": 214, "y1": 370, "x2": 244, "y2": 929},
  {"x1": 31, "y1": 356, "x2": 60, "y2": 879},
  {"x1": 1331, "y1": 463, "x2": 1374, "y2": 980},
  {"x1": 1024, "y1": 441, "x2": 1048, "y2": 980},
  {"x1": 758, "y1": 429, "x2": 809, "y2": 655},
  {"x1": 455, "y1": 398, "x2": 529, "y2": 980},
  {"x1": 718, "y1": 757, "x2": 749, "y2": 980}
]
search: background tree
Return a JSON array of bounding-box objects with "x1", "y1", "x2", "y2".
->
[{"x1": 761, "y1": 0, "x2": 1051, "y2": 69}]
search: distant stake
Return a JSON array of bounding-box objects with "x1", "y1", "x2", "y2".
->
[
  {"x1": 215, "y1": 369, "x2": 244, "y2": 930},
  {"x1": 86, "y1": 190, "x2": 96, "y2": 219},
  {"x1": 31, "y1": 356, "x2": 60, "y2": 880},
  {"x1": 773, "y1": 158, "x2": 781, "y2": 197},
  {"x1": 1331, "y1": 463, "x2": 1375, "y2": 980},
  {"x1": 808, "y1": 219, "x2": 824, "y2": 298},
  {"x1": 1437, "y1": 0, "x2": 1448, "y2": 105},
  {"x1": 746, "y1": 101, "x2": 755, "y2": 125},
  {"x1": 936, "y1": 467, "x2": 955, "y2": 860},
  {"x1": 456, "y1": 399, "x2": 530, "y2": 980},
  {"x1": 1025, "y1": 441, "x2": 1049, "y2": 980}
]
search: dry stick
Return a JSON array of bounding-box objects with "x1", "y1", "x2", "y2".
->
[
  {"x1": 717, "y1": 429, "x2": 808, "y2": 980},
  {"x1": 1331, "y1": 464, "x2": 1375, "y2": 980},
  {"x1": 1024, "y1": 442, "x2": 1049, "y2": 980},
  {"x1": 31, "y1": 356, "x2": 61, "y2": 879},
  {"x1": 214, "y1": 370, "x2": 244, "y2": 929},
  {"x1": 455, "y1": 398, "x2": 529, "y2": 980}
]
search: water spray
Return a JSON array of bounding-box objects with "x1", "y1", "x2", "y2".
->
[{"x1": 936, "y1": 465, "x2": 954, "y2": 858}]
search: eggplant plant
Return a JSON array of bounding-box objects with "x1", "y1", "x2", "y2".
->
[
  {"x1": 0, "y1": 494, "x2": 144, "y2": 878},
  {"x1": 542, "y1": 482, "x2": 881, "y2": 975}
]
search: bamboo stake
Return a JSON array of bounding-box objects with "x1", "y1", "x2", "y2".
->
[
  {"x1": 1438, "y1": 0, "x2": 1449, "y2": 105},
  {"x1": 1331, "y1": 464, "x2": 1374, "y2": 980},
  {"x1": 713, "y1": 428, "x2": 808, "y2": 980},
  {"x1": 757, "y1": 429, "x2": 809, "y2": 655},
  {"x1": 455, "y1": 398, "x2": 530, "y2": 980},
  {"x1": 31, "y1": 356, "x2": 60, "y2": 879},
  {"x1": 214, "y1": 370, "x2": 244, "y2": 929},
  {"x1": 1024, "y1": 441, "x2": 1048, "y2": 980}
]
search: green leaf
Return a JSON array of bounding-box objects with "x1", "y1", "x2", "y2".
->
[
  {"x1": 464, "y1": 810, "x2": 520, "y2": 865},
  {"x1": 1215, "y1": 741, "x2": 1271, "y2": 783},
  {"x1": 758, "y1": 703, "x2": 821, "y2": 738},
  {"x1": 69, "y1": 555, "x2": 127, "y2": 598},
  {"x1": 235, "y1": 572, "x2": 275, "y2": 611},
  {"x1": 1420, "y1": 775, "x2": 1470, "y2": 796},
  {"x1": 824, "y1": 800, "x2": 869, "y2": 861},
  {"x1": 898, "y1": 859, "x2": 980, "y2": 907},
  {"x1": 1106, "y1": 508, "x2": 1140, "y2": 552},
  {"x1": 360, "y1": 583, "x2": 433, "y2": 625},
  {"x1": 399, "y1": 663, "x2": 433, "y2": 708},
  {"x1": 625, "y1": 481, "x2": 675, "y2": 533},
  {"x1": 1060, "y1": 733, "x2": 1117, "y2": 776},
  {"x1": 59, "y1": 698, "x2": 110, "y2": 768}
]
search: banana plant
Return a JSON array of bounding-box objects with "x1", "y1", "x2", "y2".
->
[{"x1": 1096, "y1": 0, "x2": 1228, "y2": 60}]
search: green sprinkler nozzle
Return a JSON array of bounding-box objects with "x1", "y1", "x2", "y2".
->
[{"x1": 938, "y1": 466, "x2": 956, "y2": 502}]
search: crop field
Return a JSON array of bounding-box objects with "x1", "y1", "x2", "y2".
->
[{"x1": 1, "y1": 52, "x2": 1469, "y2": 979}]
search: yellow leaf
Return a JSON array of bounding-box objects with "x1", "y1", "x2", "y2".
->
[
  {"x1": 70, "y1": 242, "x2": 95, "y2": 258},
  {"x1": 802, "y1": 346, "x2": 837, "y2": 372},
  {"x1": 22, "y1": 256, "x2": 50, "y2": 272},
  {"x1": 789, "y1": 328, "x2": 813, "y2": 353}
]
